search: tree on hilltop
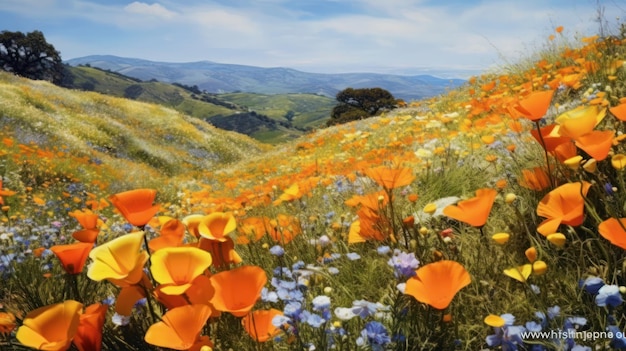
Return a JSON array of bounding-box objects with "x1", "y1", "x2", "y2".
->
[
  {"x1": 327, "y1": 87, "x2": 398, "y2": 126},
  {"x1": 0, "y1": 30, "x2": 64, "y2": 84}
]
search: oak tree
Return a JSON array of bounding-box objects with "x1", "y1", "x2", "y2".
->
[
  {"x1": 0, "y1": 30, "x2": 64, "y2": 84},
  {"x1": 327, "y1": 87, "x2": 397, "y2": 126}
]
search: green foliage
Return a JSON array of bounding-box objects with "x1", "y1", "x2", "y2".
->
[
  {"x1": 0, "y1": 30, "x2": 64, "y2": 84},
  {"x1": 327, "y1": 87, "x2": 398, "y2": 126}
]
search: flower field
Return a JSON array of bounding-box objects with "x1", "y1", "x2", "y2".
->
[{"x1": 3, "y1": 28, "x2": 626, "y2": 350}]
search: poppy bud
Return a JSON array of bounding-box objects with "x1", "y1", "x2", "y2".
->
[
  {"x1": 525, "y1": 247, "x2": 537, "y2": 263},
  {"x1": 504, "y1": 193, "x2": 517, "y2": 204},
  {"x1": 492, "y1": 233, "x2": 510, "y2": 245},
  {"x1": 423, "y1": 203, "x2": 437, "y2": 215},
  {"x1": 547, "y1": 233, "x2": 566, "y2": 247},
  {"x1": 532, "y1": 260, "x2": 548, "y2": 275}
]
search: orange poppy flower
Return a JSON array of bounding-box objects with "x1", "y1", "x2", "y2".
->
[
  {"x1": 0, "y1": 311, "x2": 16, "y2": 334},
  {"x1": 536, "y1": 181, "x2": 591, "y2": 236},
  {"x1": 150, "y1": 247, "x2": 213, "y2": 295},
  {"x1": 70, "y1": 209, "x2": 101, "y2": 243},
  {"x1": 530, "y1": 124, "x2": 570, "y2": 152},
  {"x1": 555, "y1": 105, "x2": 606, "y2": 139},
  {"x1": 109, "y1": 189, "x2": 160, "y2": 227},
  {"x1": 598, "y1": 218, "x2": 626, "y2": 249},
  {"x1": 197, "y1": 237, "x2": 242, "y2": 269},
  {"x1": 609, "y1": 103, "x2": 626, "y2": 121},
  {"x1": 210, "y1": 265, "x2": 267, "y2": 317},
  {"x1": 267, "y1": 214, "x2": 301, "y2": 244},
  {"x1": 74, "y1": 303, "x2": 108, "y2": 351},
  {"x1": 182, "y1": 214, "x2": 204, "y2": 238},
  {"x1": 553, "y1": 141, "x2": 578, "y2": 163},
  {"x1": 87, "y1": 232, "x2": 149, "y2": 287},
  {"x1": 155, "y1": 275, "x2": 215, "y2": 310},
  {"x1": 519, "y1": 167, "x2": 551, "y2": 191},
  {"x1": 50, "y1": 242, "x2": 93, "y2": 275},
  {"x1": 345, "y1": 190, "x2": 389, "y2": 210},
  {"x1": 238, "y1": 216, "x2": 271, "y2": 242},
  {"x1": 364, "y1": 166, "x2": 415, "y2": 190},
  {"x1": 443, "y1": 188, "x2": 497, "y2": 228},
  {"x1": 16, "y1": 300, "x2": 83, "y2": 351},
  {"x1": 198, "y1": 212, "x2": 236, "y2": 242},
  {"x1": 145, "y1": 304, "x2": 213, "y2": 350},
  {"x1": 404, "y1": 260, "x2": 471, "y2": 310},
  {"x1": 514, "y1": 90, "x2": 555, "y2": 121},
  {"x1": 351, "y1": 207, "x2": 391, "y2": 242},
  {"x1": 0, "y1": 178, "x2": 16, "y2": 206},
  {"x1": 242, "y1": 309, "x2": 284, "y2": 342},
  {"x1": 574, "y1": 130, "x2": 615, "y2": 161},
  {"x1": 149, "y1": 217, "x2": 185, "y2": 252}
]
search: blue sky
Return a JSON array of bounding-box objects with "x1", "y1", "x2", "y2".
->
[{"x1": 0, "y1": 0, "x2": 622, "y2": 76}]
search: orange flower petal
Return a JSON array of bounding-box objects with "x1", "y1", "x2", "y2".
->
[
  {"x1": 16, "y1": 300, "x2": 83, "y2": 351},
  {"x1": 536, "y1": 182, "x2": 591, "y2": 236},
  {"x1": 515, "y1": 90, "x2": 555, "y2": 121},
  {"x1": 210, "y1": 265, "x2": 267, "y2": 317},
  {"x1": 109, "y1": 189, "x2": 160, "y2": 227},
  {"x1": 242, "y1": 309, "x2": 284, "y2": 342},
  {"x1": 74, "y1": 303, "x2": 108, "y2": 351},
  {"x1": 404, "y1": 260, "x2": 471, "y2": 309},
  {"x1": 50, "y1": 242, "x2": 93, "y2": 275},
  {"x1": 151, "y1": 247, "x2": 212, "y2": 295},
  {"x1": 443, "y1": 188, "x2": 497, "y2": 227},
  {"x1": 574, "y1": 130, "x2": 615, "y2": 161},
  {"x1": 145, "y1": 304, "x2": 213, "y2": 350},
  {"x1": 598, "y1": 218, "x2": 626, "y2": 249}
]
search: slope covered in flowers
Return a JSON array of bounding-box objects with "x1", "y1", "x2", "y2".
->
[{"x1": 3, "y1": 29, "x2": 626, "y2": 350}]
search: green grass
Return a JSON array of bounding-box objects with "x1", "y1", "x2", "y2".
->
[{"x1": 217, "y1": 92, "x2": 335, "y2": 128}]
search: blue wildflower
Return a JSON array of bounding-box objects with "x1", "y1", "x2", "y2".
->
[
  {"x1": 270, "y1": 245, "x2": 285, "y2": 257},
  {"x1": 112, "y1": 312, "x2": 130, "y2": 326},
  {"x1": 284, "y1": 301, "x2": 303, "y2": 319},
  {"x1": 312, "y1": 295, "x2": 331, "y2": 311},
  {"x1": 530, "y1": 284, "x2": 541, "y2": 295},
  {"x1": 261, "y1": 287, "x2": 279, "y2": 303},
  {"x1": 351, "y1": 300, "x2": 386, "y2": 319},
  {"x1": 579, "y1": 276, "x2": 604, "y2": 294},
  {"x1": 595, "y1": 285, "x2": 623, "y2": 307},
  {"x1": 346, "y1": 252, "x2": 361, "y2": 260},
  {"x1": 356, "y1": 321, "x2": 391, "y2": 351},
  {"x1": 486, "y1": 314, "x2": 525, "y2": 351},
  {"x1": 525, "y1": 321, "x2": 542, "y2": 332},
  {"x1": 605, "y1": 183, "x2": 615, "y2": 195},
  {"x1": 301, "y1": 310, "x2": 325, "y2": 328},
  {"x1": 547, "y1": 306, "x2": 560, "y2": 319},
  {"x1": 377, "y1": 245, "x2": 391, "y2": 255},
  {"x1": 387, "y1": 251, "x2": 419, "y2": 279}
]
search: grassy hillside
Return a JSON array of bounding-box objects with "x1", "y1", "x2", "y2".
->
[
  {"x1": 4, "y1": 29, "x2": 626, "y2": 351},
  {"x1": 0, "y1": 71, "x2": 270, "y2": 197},
  {"x1": 216, "y1": 92, "x2": 335, "y2": 128},
  {"x1": 65, "y1": 66, "x2": 331, "y2": 144}
]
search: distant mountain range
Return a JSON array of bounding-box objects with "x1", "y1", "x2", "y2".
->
[{"x1": 65, "y1": 55, "x2": 466, "y2": 101}]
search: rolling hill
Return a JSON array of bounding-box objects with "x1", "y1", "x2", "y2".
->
[
  {"x1": 0, "y1": 70, "x2": 271, "y2": 194},
  {"x1": 65, "y1": 55, "x2": 466, "y2": 101},
  {"x1": 63, "y1": 65, "x2": 331, "y2": 144}
]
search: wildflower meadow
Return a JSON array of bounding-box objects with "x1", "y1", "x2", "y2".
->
[{"x1": 4, "y1": 25, "x2": 626, "y2": 351}]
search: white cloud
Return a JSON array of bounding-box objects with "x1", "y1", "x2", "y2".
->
[{"x1": 124, "y1": 2, "x2": 177, "y2": 20}]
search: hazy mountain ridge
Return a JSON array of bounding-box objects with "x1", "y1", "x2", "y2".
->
[{"x1": 66, "y1": 55, "x2": 466, "y2": 101}]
